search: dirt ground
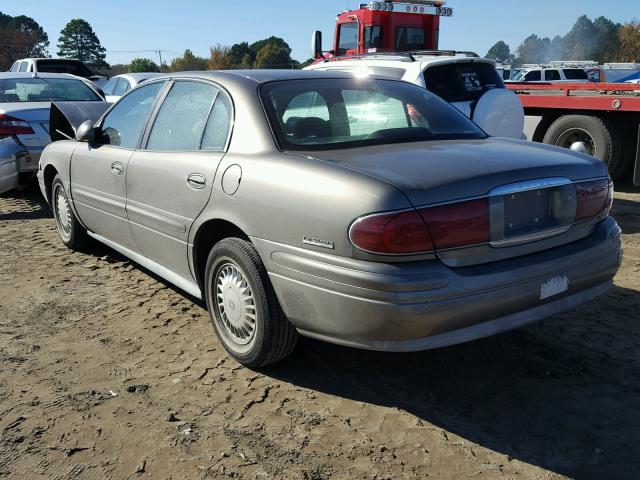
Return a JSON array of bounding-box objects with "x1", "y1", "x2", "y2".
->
[{"x1": 0, "y1": 182, "x2": 638, "y2": 480}]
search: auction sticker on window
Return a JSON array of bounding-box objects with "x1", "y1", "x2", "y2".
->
[{"x1": 540, "y1": 275, "x2": 570, "y2": 300}]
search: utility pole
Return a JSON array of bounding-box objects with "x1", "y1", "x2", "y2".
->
[{"x1": 157, "y1": 50, "x2": 164, "y2": 72}]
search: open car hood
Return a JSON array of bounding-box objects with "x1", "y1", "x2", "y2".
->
[{"x1": 49, "y1": 101, "x2": 111, "y2": 142}]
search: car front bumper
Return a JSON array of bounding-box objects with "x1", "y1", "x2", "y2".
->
[{"x1": 253, "y1": 217, "x2": 622, "y2": 352}]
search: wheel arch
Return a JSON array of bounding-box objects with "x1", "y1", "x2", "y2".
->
[
  {"x1": 43, "y1": 164, "x2": 59, "y2": 204},
  {"x1": 192, "y1": 218, "x2": 251, "y2": 292}
]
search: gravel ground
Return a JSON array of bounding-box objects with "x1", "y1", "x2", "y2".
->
[{"x1": 0, "y1": 183, "x2": 639, "y2": 480}]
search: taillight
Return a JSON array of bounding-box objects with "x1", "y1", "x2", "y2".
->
[
  {"x1": 0, "y1": 113, "x2": 35, "y2": 137},
  {"x1": 349, "y1": 209, "x2": 434, "y2": 254},
  {"x1": 576, "y1": 178, "x2": 613, "y2": 221},
  {"x1": 418, "y1": 198, "x2": 491, "y2": 250}
]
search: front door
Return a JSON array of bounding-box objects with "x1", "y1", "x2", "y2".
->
[
  {"x1": 126, "y1": 80, "x2": 233, "y2": 280},
  {"x1": 69, "y1": 81, "x2": 167, "y2": 251}
]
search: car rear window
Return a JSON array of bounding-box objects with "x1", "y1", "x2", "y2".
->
[
  {"x1": 261, "y1": 78, "x2": 486, "y2": 151},
  {"x1": 36, "y1": 60, "x2": 94, "y2": 78},
  {"x1": 563, "y1": 68, "x2": 588, "y2": 80},
  {"x1": 0, "y1": 78, "x2": 101, "y2": 102},
  {"x1": 423, "y1": 62, "x2": 504, "y2": 103}
]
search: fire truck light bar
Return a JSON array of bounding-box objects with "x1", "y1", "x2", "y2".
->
[{"x1": 364, "y1": 1, "x2": 453, "y2": 16}]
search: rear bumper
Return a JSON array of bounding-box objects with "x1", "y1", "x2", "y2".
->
[
  {"x1": 253, "y1": 217, "x2": 622, "y2": 352},
  {"x1": 0, "y1": 138, "x2": 42, "y2": 173}
]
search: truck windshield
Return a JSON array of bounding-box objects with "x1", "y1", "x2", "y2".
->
[
  {"x1": 0, "y1": 77, "x2": 101, "y2": 102},
  {"x1": 261, "y1": 78, "x2": 486, "y2": 151}
]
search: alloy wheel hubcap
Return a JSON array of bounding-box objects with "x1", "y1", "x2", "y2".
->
[
  {"x1": 55, "y1": 185, "x2": 72, "y2": 240},
  {"x1": 215, "y1": 262, "x2": 257, "y2": 347}
]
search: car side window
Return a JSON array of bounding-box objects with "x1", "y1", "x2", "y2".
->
[
  {"x1": 201, "y1": 93, "x2": 232, "y2": 151},
  {"x1": 98, "y1": 81, "x2": 166, "y2": 148},
  {"x1": 114, "y1": 78, "x2": 131, "y2": 96},
  {"x1": 103, "y1": 77, "x2": 118, "y2": 95},
  {"x1": 10, "y1": 62, "x2": 18, "y2": 72},
  {"x1": 18, "y1": 62, "x2": 28, "y2": 72},
  {"x1": 146, "y1": 81, "x2": 219, "y2": 151},
  {"x1": 524, "y1": 70, "x2": 541, "y2": 81},
  {"x1": 545, "y1": 69, "x2": 561, "y2": 81}
]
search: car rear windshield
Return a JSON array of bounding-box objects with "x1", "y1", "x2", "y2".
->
[
  {"x1": 423, "y1": 62, "x2": 504, "y2": 103},
  {"x1": 0, "y1": 78, "x2": 101, "y2": 102},
  {"x1": 261, "y1": 78, "x2": 486, "y2": 151},
  {"x1": 35, "y1": 60, "x2": 95, "y2": 78}
]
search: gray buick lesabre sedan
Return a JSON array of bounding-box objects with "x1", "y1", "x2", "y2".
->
[{"x1": 38, "y1": 70, "x2": 622, "y2": 367}]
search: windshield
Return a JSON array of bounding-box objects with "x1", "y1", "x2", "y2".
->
[
  {"x1": 261, "y1": 79, "x2": 486, "y2": 151},
  {"x1": 0, "y1": 77, "x2": 101, "y2": 103},
  {"x1": 512, "y1": 70, "x2": 529, "y2": 81},
  {"x1": 36, "y1": 60, "x2": 95, "y2": 77}
]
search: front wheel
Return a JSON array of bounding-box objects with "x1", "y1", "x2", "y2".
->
[
  {"x1": 204, "y1": 238, "x2": 298, "y2": 367},
  {"x1": 51, "y1": 175, "x2": 89, "y2": 250}
]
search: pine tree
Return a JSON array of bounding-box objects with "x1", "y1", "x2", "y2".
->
[{"x1": 57, "y1": 19, "x2": 109, "y2": 69}]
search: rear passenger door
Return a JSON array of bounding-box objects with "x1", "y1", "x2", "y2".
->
[{"x1": 125, "y1": 80, "x2": 232, "y2": 280}]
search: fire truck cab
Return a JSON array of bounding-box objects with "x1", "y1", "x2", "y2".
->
[{"x1": 313, "y1": 1, "x2": 453, "y2": 59}]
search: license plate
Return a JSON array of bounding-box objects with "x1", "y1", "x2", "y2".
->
[{"x1": 540, "y1": 275, "x2": 569, "y2": 300}]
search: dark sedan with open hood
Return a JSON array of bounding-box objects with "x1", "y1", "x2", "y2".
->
[{"x1": 38, "y1": 70, "x2": 621, "y2": 366}]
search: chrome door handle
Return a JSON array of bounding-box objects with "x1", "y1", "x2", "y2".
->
[
  {"x1": 111, "y1": 162, "x2": 124, "y2": 176},
  {"x1": 187, "y1": 173, "x2": 206, "y2": 190}
]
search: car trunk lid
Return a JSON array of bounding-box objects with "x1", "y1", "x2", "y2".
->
[
  {"x1": 0, "y1": 102, "x2": 51, "y2": 148},
  {"x1": 299, "y1": 137, "x2": 610, "y2": 266}
]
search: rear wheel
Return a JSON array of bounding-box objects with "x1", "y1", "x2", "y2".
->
[
  {"x1": 543, "y1": 115, "x2": 627, "y2": 179},
  {"x1": 51, "y1": 175, "x2": 89, "y2": 250},
  {"x1": 204, "y1": 238, "x2": 297, "y2": 367}
]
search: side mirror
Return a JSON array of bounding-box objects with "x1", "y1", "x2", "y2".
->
[
  {"x1": 312, "y1": 31, "x2": 323, "y2": 59},
  {"x1": 76, "y1": 120, "x2": 98, "y2": 142}
]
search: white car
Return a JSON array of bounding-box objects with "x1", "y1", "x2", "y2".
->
[
  {"x1": 305, "y1": 51, "x2": 524, "y2": 139},
  {"x1": 508, "y1": 67, "x2": 590, "y2": 83},
  {"x1": 102, "y1": 73, "x2": 162, "y2": 103}
]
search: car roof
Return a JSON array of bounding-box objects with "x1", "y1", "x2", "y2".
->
[
  {"x1": 150, "y1": 69, "x2": 367, "y2": 84},
  {"x1": 112, "y1": 72, "x2": 163, "y2": 82},
  {"x1": 13, "y1": 58, "x2": 83, "y2": 63},
  {"x1": 307, "y1": 54, "x2": 495, "y2": 71},
  {"x1": 0, "y1": 72, "x2": 86, "y2": 80}
]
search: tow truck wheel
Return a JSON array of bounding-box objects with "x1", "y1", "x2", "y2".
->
[{"x1": 543, "y1": 115, "x2": 626, "y2": 180}]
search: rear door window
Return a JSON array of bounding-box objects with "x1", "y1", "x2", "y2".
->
[
  {"x1": 337, "y1": 23, "x2": 358, "y2": 54},
  {"x1": 563, "y1": 68, "x2": 588, "y2": 80},
  {"x1": 395, "y1": 27, "x2": 425, "y2": 51},
  {"x1": 18, "y1": 62, "x2": 28, "y2": 72},
  {"x1": 544, "y1": 69, "x2": 561, "y2": 81},
  {"x1": 146, "y1": 81, "x2": 219, "y2": 151},
  {"x1": 102, "y1": 77, "x2": 118, "y2": 96},
  {"x1": 423, "y1": 62, "x2": 504, "y2": 103},
  {"x1": 113, "y1": 78, "x2": 131, "y2": 97}
]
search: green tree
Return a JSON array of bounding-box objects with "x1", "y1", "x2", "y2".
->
[
  {"x1": 170, "y1": 49, "x2": 208, "y2": 71},
  {"x1": 517, "y1": 34, "x2": 551, "y2": 64},
  {"x1": 57, "y1": 18, "x2": 108, "y2": 69},
  {"x1": 129, "y1": 58, "x2": 160, "y2": 73},
  {"x1": 486, "y1": 41, "x2": 511, "y2": 63},
  {"x1": 229, "y1": 42, "x2": 254, "y2": 68},
  {"x1": 254, "y1": 43, "x2": 292, "y2": 69},
  {"x1": 0, "y1": 11, "x2": 49, "y2": 70}
]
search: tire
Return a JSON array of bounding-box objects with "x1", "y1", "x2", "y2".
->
[
  {"x1": 51, "y1": 175, "x2": 89, "y2": 250},
  {"x1": 204, "y1": 238, "x2": 297, "y2": 367},
  {"x1": 543, "y1": 115, "x2": 627, "y2": 179}
]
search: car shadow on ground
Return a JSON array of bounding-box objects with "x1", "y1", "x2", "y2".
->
[
  {"x1": 0, "y1": 185, "x2": 52, "y2": 221},
  {"x1": 612, "y1": 198, "x2": 640, "y2": 234},
  {"x1": 265, "y1": 284, "x2": 640, "y2": 479}
]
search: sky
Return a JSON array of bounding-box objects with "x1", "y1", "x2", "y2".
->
[{"x1": 1, "y1": 0, "x2": 638, "y2": 65}]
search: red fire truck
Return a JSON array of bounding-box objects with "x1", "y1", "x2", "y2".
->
[{"x1": 312, "y1": 0, "x2": 640, "y2": 185}]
